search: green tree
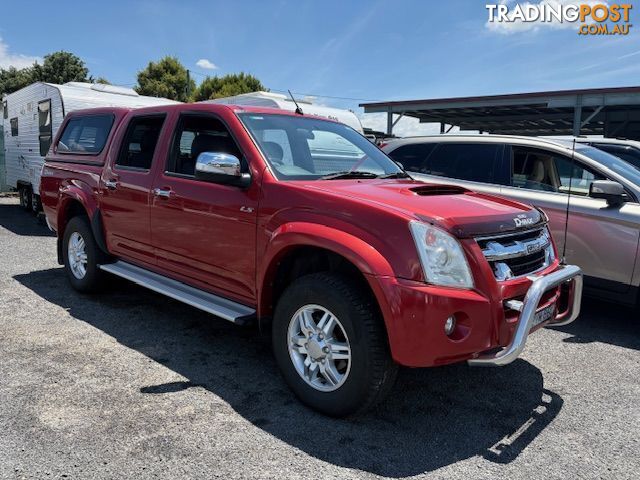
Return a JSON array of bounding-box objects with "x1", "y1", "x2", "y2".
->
[
  {"x1": 31, "y1": 51, "x2": 89, "y2": 84},
  {"x1": 0, "y1": 66, "x2": 34, "y2": 95},
  {"x1": 135, "y1": 56, "x2": 195, "y2": 102},
  {"x1": 90, "y1": 76, "x2": 111, "y2": 85},
  {"x1": 192, "y1": 72, "x2": 266, "y2": 102}
]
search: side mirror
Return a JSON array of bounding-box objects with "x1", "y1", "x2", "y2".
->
[
  {"x1": 589, "y1": 180, "x2": 625, "y2": 206},
  {"x1": 195, "y1": 152, "x2": 251, "y2": 187}
]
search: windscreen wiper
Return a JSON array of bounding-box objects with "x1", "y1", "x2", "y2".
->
[
  {"x1": 320, "y1": 171, "x2": 380, "y2": 180},
  {"x1": 378, "y1": 172, "x2": 412, "y2": 179}
]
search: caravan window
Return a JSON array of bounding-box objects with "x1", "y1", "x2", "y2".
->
[
  {"x1": 57, "y1": 114, "x2": 114, "y2": 155},
  {"x1": 10, "y1": 118, "x2": 18, "y2": 136},
  {"x1": 38, "y1": 100, "x2": 53, "y2": 156}
]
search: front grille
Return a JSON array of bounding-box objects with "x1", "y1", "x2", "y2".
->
[
  {"x1": 477, "y1": 227, "x2": 553, "y2": 281},
  {"x1": 504, "y1": 249, "x2": 546, "y2": 277}
]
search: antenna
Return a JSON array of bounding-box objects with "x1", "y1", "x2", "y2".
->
[
  {"x1": 561, "y1": 138, "x2": 576, "y2": 263},
  {"x1": 288, "y1": 89, "x2": 304, "y2": 115}
]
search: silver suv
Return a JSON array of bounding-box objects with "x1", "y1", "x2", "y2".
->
[{"x1": 383, "y1": 135, "x2": 640, "y2": 305}]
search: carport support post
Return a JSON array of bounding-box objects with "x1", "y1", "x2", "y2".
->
[
  {"x1": 573, "y1": 95, "x2": 583, "y2": 136},
  {"x1": 387, "y1": 109, "x2": 393, "y2": 136},
  {"x1": 440, "y1": 122, "x2": 445, "y2": 134}
]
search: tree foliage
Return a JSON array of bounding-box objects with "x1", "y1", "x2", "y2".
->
[
  {"x1": 135, "y1": 56, "x2": 195, "y2": 102},
  {"x1": 192, "y1": 73, "x2": 266, "y2": 101},
  {"x1": 0, "y1": 50, "x2": 91, "y2": 95},
  {"x1": 31, "y1": 51, "x2": 89, "y2": 84},
  {"x1": 0, "y1": 67, "x2": 34, "y2": 95}
]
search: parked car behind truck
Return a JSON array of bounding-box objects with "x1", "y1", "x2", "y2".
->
[
  {"x1": 383, "y1": 135, "x2": 640, "y2": 306},
  {"x1": 40, "y1": 105, "x2": 582, "y2": 416}
]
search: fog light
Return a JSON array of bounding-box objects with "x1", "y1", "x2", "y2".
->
[{"x1": 444, "y1": 315, "x2": 456, "y2": 336}]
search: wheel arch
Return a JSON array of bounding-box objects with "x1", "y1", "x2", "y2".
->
[
  {"x1": 56, "y1": 188, "x2": 109, "y2": 263},
  {"x1": 258, "y1": 222, "x2": 395, "y2": 328}
]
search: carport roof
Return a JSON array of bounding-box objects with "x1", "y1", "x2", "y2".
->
[{"x1": 360, "y1": 86, "x2": 640, "y2": 140}]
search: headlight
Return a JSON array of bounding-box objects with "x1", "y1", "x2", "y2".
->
[{"x1": 409, "y1": 221, "x2": 474, "y2": 289}]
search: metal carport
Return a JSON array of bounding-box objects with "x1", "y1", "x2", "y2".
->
[{"x1": 360, "y1": 86, "x2": 640, "y2": 140}]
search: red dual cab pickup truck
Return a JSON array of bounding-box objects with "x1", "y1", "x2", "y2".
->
[{"x1": 40, "y1": 103, "x2": 583, "y2": 416}]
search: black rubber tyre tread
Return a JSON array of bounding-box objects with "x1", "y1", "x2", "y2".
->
[
  {"x1": 272, "y1": 272, "x2": 397, "y2": 417},
  {"x1": 62, "y1": 216, "x2": 108, "y2": 293}
]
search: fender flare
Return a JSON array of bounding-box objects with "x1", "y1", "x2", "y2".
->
[
  {"x1": 258, "y1": 222, "x2": 395, "y2": 318},
  {"x1": 57, "y1": 185, "x2": 109, "y2": 258}
]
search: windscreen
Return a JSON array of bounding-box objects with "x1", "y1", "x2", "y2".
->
[
  {"x1": 238, "y1": 113, "x2": 402, "y2": 180},
  {"x1": 575, "y1": 144, "x2": 640, "y2": 187}
]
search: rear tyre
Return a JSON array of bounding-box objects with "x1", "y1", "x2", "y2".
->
[
  {"x1": 19, "y1": 186, "x2": 32, "y2": 211},
  {"x1": 272, "y1": 272, "x2": 398, "y2": 417},
  {"x1": 31, "y1": 192, "x2": 41, "y2": 215},
  {"x1": 62, "y1": 216, "x2": 108, "y2": 293}
]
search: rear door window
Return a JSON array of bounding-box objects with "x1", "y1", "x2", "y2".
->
[
  {"x1": 116, "y1": 115, "x2": 166, "y2": 170},
  {"x1": 388, "y1": 143, "x2": 436, "y2": 173},
  {"x1": 57, "y1": 114, "x2": 114, "y2": 154},
  {"x1": 425, "y1": 143, "x2": 503, "y2": 184}
]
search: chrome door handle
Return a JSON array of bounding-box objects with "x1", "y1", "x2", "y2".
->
[
  {"x1": 105, "y1": 180, "x2": 118, "y2": 190},
  {"x1": 153, "y1": 188, "x2": 173, "y2": 199}
]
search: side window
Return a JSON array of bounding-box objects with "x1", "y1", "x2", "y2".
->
[
  {"x1": 2, "y1": 100, "x2": 7, "y2": 119},
  {"x1": 511, "y1": 146, "x2": 559, "y2": 192},
  {"x1": 167, "y1": 115, "x2": 244, "y2": 177},
  {"x1": 10, "y1": 117, "x2": 18, "y2": 136},
  {"x1": 116, "y1": 115, "x2": 165, "y2": 170},
  {"x1": 38, "y1": 99, "x2": 53, "y2": 156},
  {"x1": 510, "y1": 146, "x2": 605, "y2": 195},
  {"x1": 553, "y1": 155, "x2": 604, "y2": 196},
  {"x1": 57, "y1": 114, "x2": 114, "y2": 154},
  {"x1": 426, "y1": 143, "x2": 502, "y2": 183},
  {"x1": 388, "y1": 143, "x2": 436, "y2": 173}
]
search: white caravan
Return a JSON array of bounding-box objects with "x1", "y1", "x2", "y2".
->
[
  {"x1": 1, "y1": 82, "x2": 176, "y2": 211},
  {"x1": 207, "y1": 91, "x2": 364, "y2": 133}
]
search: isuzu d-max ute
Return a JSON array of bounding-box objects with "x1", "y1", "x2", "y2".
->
[{"x1": 40, "y1": 104, "x2": 583, "y2": 416}]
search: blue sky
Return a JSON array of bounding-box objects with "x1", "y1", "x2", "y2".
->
[{"x1": 1, "y1": 0, "x2": 638, "y2": 134}]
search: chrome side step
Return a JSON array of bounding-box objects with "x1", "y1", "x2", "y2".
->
[{"x1": 99, "y1": 261, "x2": 256, "y2": 325}]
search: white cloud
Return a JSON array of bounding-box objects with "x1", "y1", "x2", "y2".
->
[
  {"x1": 196, "y1": 58, "x2": 218, "y2": 70},
  {"x1": 358, "y1": 112, "x2": 458, "y2": 137},
  {"x1": 485, "y1": 0, "x2": 606, "y2": 35},
  {"x1": 0, "y1": 37, "x2": 41, "y2": 69}
]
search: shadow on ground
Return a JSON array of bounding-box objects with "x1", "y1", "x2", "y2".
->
[
  {"x1": 557, "y1": 297, "x2": 640, "y2": 351},
  {"x1": 0, "y1": 202, "x2": 54, "y2": 237},
  {"x1": 15, "y1": 268, "x2": 564, "y2": 477}
]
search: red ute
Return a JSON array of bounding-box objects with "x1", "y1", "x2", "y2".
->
[{"x1": 40, "y1": 103, "x2": 583, "y2": 416}]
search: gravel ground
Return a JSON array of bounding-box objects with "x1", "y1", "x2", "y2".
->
[{"x1": 1, "y1": 196, "x2": 639, "y2": 480}]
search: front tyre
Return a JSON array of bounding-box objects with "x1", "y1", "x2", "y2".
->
[
  {"x1": 273, "y1": 272, "x2": 397, "y2": 417},
  {"x1": 62, "y1": 216, "x2": 107, "y2": 293}
]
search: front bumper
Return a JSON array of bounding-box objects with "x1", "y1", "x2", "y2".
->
[
  {"x1": 467, "y1": 264, "x2": 582, "y2": 366},
  {"x1": 370, "y1": 264, "x2": 582, "y2": 368}
]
